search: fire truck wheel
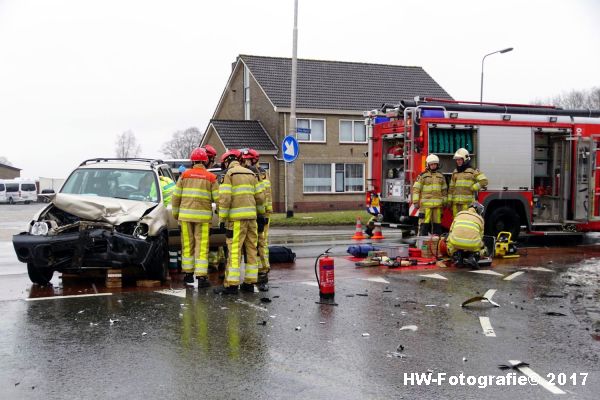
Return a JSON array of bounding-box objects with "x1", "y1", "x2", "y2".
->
[{"x1": 485, "y1": 206, "x2": 520, "y2": 240}]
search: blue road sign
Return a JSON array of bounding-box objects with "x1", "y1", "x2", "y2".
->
[{"x1": 282, "y1": 135, "x2": 299, "y2": 162}]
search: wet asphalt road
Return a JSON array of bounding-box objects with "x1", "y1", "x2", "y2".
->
[{"x1": 1, "y1": 204, "x2": 600, "y2": 399}]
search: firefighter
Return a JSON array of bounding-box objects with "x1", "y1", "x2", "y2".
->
[
  {"x1": 364, "y1": 214, "x2": 383, "y2": 238},
  {"x1": 171, "y1": 148, "x2": 219, "y2": 288},
  {"x1": 240, "y1": 148, "x2": 272, "y2": 291},
  {"x1": 140, "y1": 174, "x2": 175, "y2": 205},
  {"x1": 449, "y1": 148, "x2": 488, "y2": 217},
  {"x1": 214, "y1": 149, "x2": 265, "y2": 295},
  {"x1": 446, "y1": 202, "x2": 486, "y2": 268},
  {"x1": 202, "y1": 144, "x2": 218, "y2": 168},
  {"x1": 412, "y1": 154, "x2": 447, "y2": 236}
]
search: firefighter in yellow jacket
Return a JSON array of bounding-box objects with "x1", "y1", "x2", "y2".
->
[
  {"x1": 446, "y1": 202, "x2": 486, "y2": 268},
  {"x1": 449, "y1": 148, "x2": 488, "y2": 216},
  {"x1": 240, "y1": 148, "x2": 272, "y2": 291},
  {"x1": 215, "y1": 149, "x2": 265, "y2": 295},
  {"x1": 171, "y1": 148, "x2": 219, "y2": 288},
  {"x1": 412, "y1": 154, "x2": 447, "y2": 236}
]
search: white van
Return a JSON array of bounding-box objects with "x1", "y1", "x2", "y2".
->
[
  {"x1": 1, "y1": 180, "x2": 38, "y2": 204},
  {"x1": 0, "y1": 182, "x2": 6, "y2": 203}
]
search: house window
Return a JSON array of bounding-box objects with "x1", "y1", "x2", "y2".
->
[
  {"x1": 243, "y1": 66, "x2": 250, "y2": 120},
  {"x1": 297, "y1": 118, "x2": 325, "y2": 142},
  {"x1": 303, "y1": 163, "x2": 364, "y2": 193},
  {"x1": 259, "y1": 162, "x2": 270, "y2": 172},
  {"x1": 339, "y1": 120, "x2": 367, "y2": 143}
]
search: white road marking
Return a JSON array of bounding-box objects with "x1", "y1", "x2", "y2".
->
[
  {"x1": 418, "y1": 273, "x2": 447, "y2": 281},
  {"x1": 362, "y1": 277, "x2": 390, "y2": 284},
  {"x1": 508, "y1": 360, "x2": 566, "y2": 395},
  {"x1": 25, "y1": 293, "x2": 113, "y2": 301},
  {"x1": 155, "y1": 289, "x2": 187, "y2": 298},
  {"x1": 399, "y1": 325, "x2": 418, "y2": 331},
  {"x1": 470, "y1": 270, "x2": 504, "y2": 276},
  {"x1": 503, "y1": 271, "x2": 525, "y2": 281},
  {"x1": 300, "y1": 281, "x2": 319, "y2": 287},
  {"x1": 527, "y1": 267, "x2": 554, "y2": 272},
  {"x1": 479, "y1": 316, "x2": 496, "y2": 337},
  {"x1": 235, "y1": 299, "x2": 268, "y2": 312},
  {"x1": 483, "y1": 289, "x2": 497, "y2": 301}
]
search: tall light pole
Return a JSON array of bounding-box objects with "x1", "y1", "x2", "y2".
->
[
  {"x1": 480, "y1": 47, "x2": 513, "y2": 103},
  {"x1": 286, "y1": 0, "x2": 298, "y2": 218}
]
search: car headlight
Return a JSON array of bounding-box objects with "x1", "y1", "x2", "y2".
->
[
  {"x1": 30, "y1": 221, "x2": 49, "y2": 236},
  {"x1": 133, "y1": 223, "x2": 149, "y2": 240}
]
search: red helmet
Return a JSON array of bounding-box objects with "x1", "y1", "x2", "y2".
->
[
  {"x1": 203, "y1": 144, "x2": 217, "y2": 158},
  {"x1": 221, "y1": 149, "x2": 241, "y2": 163},
  {"x1": 241, "y1": 148, "x2": 260, "y2": 160},
  {"x1": 190, "y1": 147, "x2": 208, "y2": 162}
]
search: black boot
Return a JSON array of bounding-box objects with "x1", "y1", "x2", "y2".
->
[
  {"x1": 240, "y1": 283, "x2": 256, "y2": 293},
  {"x1": 257, "y1": 273, "x2": 269, "y2": 292},
  {"x1": 196, "y1": 276, "x2": 211, "y2": 288},
  {"x1": 432, "y1": 223, "x2": 442, "y2": 236},
  {"x1": 183, "y1": 273, "x2": 195, "y2": 286},
  {"x1": 418, "y1": 223, "x2": 431, "y2": 236},
  {"x1": 213, "y1": 285, "x2": 239, "y2": 295}
]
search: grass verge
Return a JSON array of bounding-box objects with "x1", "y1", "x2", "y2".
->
[{"x1": 269, "y1": 210, "x2": 372, "y2": 227}]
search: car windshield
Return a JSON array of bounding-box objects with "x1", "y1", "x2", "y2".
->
[{"x1": 61, "y1": 168, "x2": 159, "y2": 202}]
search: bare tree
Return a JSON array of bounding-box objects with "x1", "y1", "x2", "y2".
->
[
  {"x1": 115, "y1": 130, "x2": 141, "y2": 158},
  {"x1": 533, "y1": 86, "x2": 600, "y2": 109},
  {"x1": 160, "y1": 127, "x2": 203, "y2": 159},
  {"x1": 0, "y1": 156, "x2": 12, "y2": 166}
]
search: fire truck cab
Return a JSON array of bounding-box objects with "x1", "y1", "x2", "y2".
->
[{"x1": 365, "y1": 97, "x2": 600, "y2": 239}]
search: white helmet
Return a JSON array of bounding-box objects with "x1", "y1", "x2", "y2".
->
[
  {"x1": 453, "y1": 148, "x2": 470, "y2": 161},
  {"x1": 426, "y1": 154, "x2": 440, "y2": 166}
]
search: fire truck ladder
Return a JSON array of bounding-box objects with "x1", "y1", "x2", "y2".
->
[{"x1": 402, "y1": 107, "x2": 415, "y2": 202}]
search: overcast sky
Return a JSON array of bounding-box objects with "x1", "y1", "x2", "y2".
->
[{"x1": 1, "y1": 0, "x2": 599, "y2": 179}]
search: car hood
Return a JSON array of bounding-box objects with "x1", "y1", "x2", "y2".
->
[{"x1": 53, "y1": 193, "x2": 157, "y2": 225}]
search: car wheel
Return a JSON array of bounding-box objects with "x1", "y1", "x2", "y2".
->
[
  {"x1": 485, "y1": 206, "x2": 520, "y2": 240},
  {"x1": 147, "y1": 235, "x2": 168, "y2": 281},
  {"x1": 27, "y1": 263, "x2": 54, "y2": 285}
]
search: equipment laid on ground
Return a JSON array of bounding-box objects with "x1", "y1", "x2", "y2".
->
[
  {"x1": 365, "y1": 97, "x2": 600, "y2": 239},
  {"x1": 268, "y1": 246, "x2": 296, "y2": 263},
  {"x1": 315, "y1": 248, "x2": 334, "y2": 299},
  {"x1": 494, "y1": 231, "x2": 520, "y2": 259}
]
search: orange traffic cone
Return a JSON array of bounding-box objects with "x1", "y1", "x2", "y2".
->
[
  {"x1": 371, "y1": 224, "x2": 385, "y2": 240},
  {"x1": 352, "y1": 217, "x2": 366, "y2": 240}
]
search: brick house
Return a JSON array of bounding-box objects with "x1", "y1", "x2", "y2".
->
[{"x1": 201, "y1": 55, "x2": 452, "y2": 212}]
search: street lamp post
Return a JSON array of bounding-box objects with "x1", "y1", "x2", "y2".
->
[{"x1": 480, "y1": 47, "x2": 513, "y2": 103}]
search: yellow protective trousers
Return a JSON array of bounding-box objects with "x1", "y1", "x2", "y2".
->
[
  {"x1": 225, "y1": 219, "x2": 259, "y2": 287},
  {"x1": 418, "y1": 207, "x2": 442, "y2": 225},
  {"x1": 258, "y1": 218, "x2": 270, "y2": 274},
  {"x1": 180, "y1": 221, "x2": 210, "y2": 277}
]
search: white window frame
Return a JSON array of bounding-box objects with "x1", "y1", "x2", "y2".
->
[
  {"x1": 339, "y1": 119, "x2": 367, "y2": 143},
  {"x1": 296, "y1": 118, "x2": 326, "y2": 143},
  {"x1": 302, "y1": 163, "x2": 365, "y2": 194},
  {"x1": 243, "y1": 66, "x2": 250, "y2": 120}
]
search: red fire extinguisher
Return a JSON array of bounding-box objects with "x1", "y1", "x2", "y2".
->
[{"x1": 315, "y1": 248, "x2": 334, "y2": 299}]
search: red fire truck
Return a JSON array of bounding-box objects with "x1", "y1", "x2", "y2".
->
[{"x1": 365, "y1": 97, "x2": 600, "y2": 239}]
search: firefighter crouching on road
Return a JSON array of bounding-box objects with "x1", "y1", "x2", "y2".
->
[
  {"x1": 215, "y1": 149, "x2": 265, "y2": 295},
  {"x1": 365, "y1": 214, "x2": 383, "y2": 238},
  {"x1": 445, "y1": 202, "x2": 486, "y2": 268},
  {"x1": 412, "y1": 154, "x2": 447, "y2": 236},
  {"x1": 171, "y1": 148, "x2": 219, "y2": 288},
  {"x1": 240, "y1": 148, "x2": 272, "y2": 292},
  {"x1": 449, "y1": 148, "x2": 488, "y2": 217}
]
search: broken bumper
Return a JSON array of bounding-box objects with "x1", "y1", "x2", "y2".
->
[{"x1": 12, "y1": 229, "x2": 155, "y2": 271}]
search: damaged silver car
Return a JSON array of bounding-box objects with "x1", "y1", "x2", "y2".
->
[{"x1": 12, "y1": 158, "x2": 223, "y2": 285}]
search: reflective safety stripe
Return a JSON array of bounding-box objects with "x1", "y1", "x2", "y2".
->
[
  {"x1": 181, "y1": 222, "x2": 194, "y2": 273},
  {"x1": 220, "y1": 184, "x2": 232, "y2": 194},
  {"x1": 195, "y1": 223, "x2": 210, "y2": 277},
  {"x1": 454, "y1": 220, "x2": 481, "y2": 232},
  {"x1": 226, "y1": 221, "x2": 241, "y2": 285},
  {"x1": 229, "y1": 207, "x2": 257, "y2": 218},
  {"x1": 448, "y1": 236, "x2": 482, "y2": 250}
]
